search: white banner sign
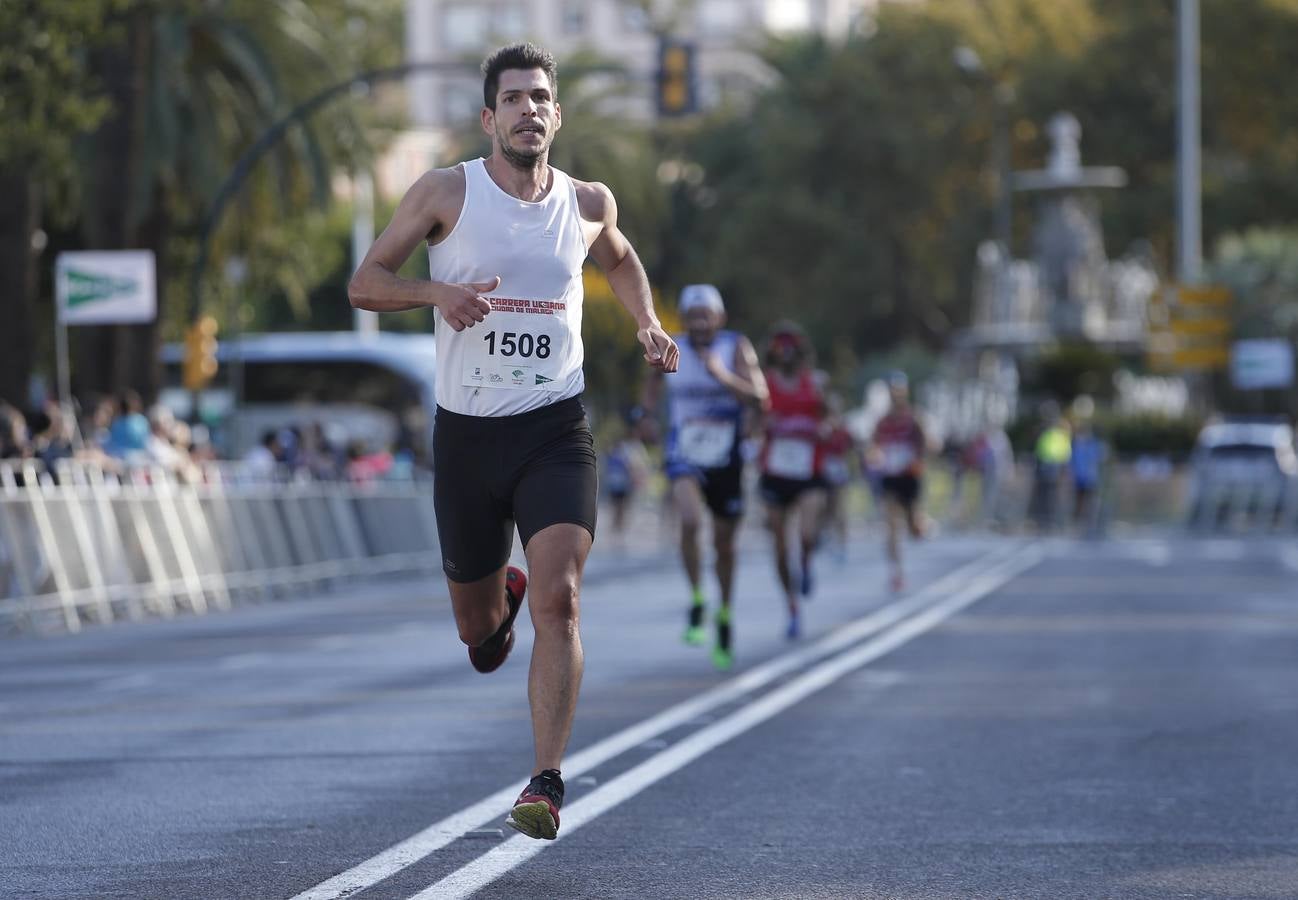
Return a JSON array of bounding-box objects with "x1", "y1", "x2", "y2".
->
[
  {"x1": 1231, "y1": 338, "x2": 1295, "y2": 390},
  {"x1": 56, "y1": 250, "x2": 157, "y2": 325}
]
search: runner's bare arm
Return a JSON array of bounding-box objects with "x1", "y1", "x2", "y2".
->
[
  {"x1": 577, "y1": 180, "x2": 679, "y2": 373},
  {"x1": 348, "y1": 168, "x2": 496, "y2": 330},
  {"x1": 710, "y1": 335, "x2": 769, "y2": 407}
]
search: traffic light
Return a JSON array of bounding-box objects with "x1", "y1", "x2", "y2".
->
[
  {"x1": 657, "y1": 39, "x2": 697, "y2": 118},
  {"x1": 183, "y1": 315, "x2": 219, "y2": 391}
]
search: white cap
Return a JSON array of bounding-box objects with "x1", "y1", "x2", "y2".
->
[{"x1": 678, "y1": 284, "x2": 724, "y2": 314}]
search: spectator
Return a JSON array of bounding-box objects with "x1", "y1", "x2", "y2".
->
[
  {"x1": 0, "y1": 404, "x2": 30, "y2": 460},
  {"x1": 1030, "y1": 402, "x2": 1072, "y2": 531},
  {"x1": 106, "y1": 391, "x2": 150, "y2": 462},
  {"x1": 602, "y1": 408, "x2": 651, "y2": 537},
  {"x1": 32, "y1": 404, "x2": 76, "y2": 473},
  {"x1": 242, "y1": 430, "x2": 282, "y2": 479},
  {"x1": 1070, "y1": 419, "x2": 1105, "y2": 531}
]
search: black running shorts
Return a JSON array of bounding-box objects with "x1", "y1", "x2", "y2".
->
[
  {"x1": 759, "y1": 474, "x2": 824, "y2": 508},
  {"x1": 433, "y1": 396, "x2": 598, "y2": 583},
  {"x1": 675, "y1": 461, "x2": 744, "y2": 520},
  {"x1": 880, "y1": 474, "x2": 921, "y2": 508}
]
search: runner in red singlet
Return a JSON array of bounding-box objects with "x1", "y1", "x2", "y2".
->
[{"x1": 758, "y1": 322, "x2": 828, "y2": 639}]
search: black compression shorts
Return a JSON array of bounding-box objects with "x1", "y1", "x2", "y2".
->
[
  {"x1": 880, "y1": 474, "x2": 921, "y2": 507},
  {"x1": 675, "y1": 461, "x2": 745, "y2": 520},
  {"x1": 433, "y1": 396, "x2": 597, "y2": 583},
  {"x1": 759, "y1": 474, "x2": 824, "y2": 508}
]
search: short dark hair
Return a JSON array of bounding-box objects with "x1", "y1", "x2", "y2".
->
[{"x1": 481, "y1": 42, "x2": 557, "y2": 110}]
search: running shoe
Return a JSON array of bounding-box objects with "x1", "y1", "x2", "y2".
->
[
  {"x1": 785, "y1": 612, "x2": 801, "y2": 640},
  {"x1": 468, "y1": 566, "x2": 527, "y2": 674},
  {"x1": 683, "y1": 597, "x2": 706, "y2": 646},
  {"x1": 889, "y1": 572, "x2": 906, "y2": 594},
  {"x1": 800, "y1": 564, "x2": 815, "y2": 598},
  {"x1": 713, "y1": 607, "x2": 732, "y2": 670},
  {"x1": 506, "y1": 769, "x2": 564, "y2": 840}
]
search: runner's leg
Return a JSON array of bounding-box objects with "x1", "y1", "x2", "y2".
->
[
  {"x1": 673, "y1": 477, "x2": 708, "y2": 643},
  {"x1": 766, "y1": 502, "x2": 800, "y2": 635},
  {"x1": 711, "y1": 515, "x2": 739, "y2": 668},
  {"x1": 523, "y1": 522, "x2": 592, "y2": 775},
  {"x1": 796, "y1": 487, "x2": 827, "y2": 596},
  {"x1": 448, "y1": 569, "x2": 510, "y2": 647},
  {"x1": 884, "y1": 494, "x2": 905, "y2": 591}
]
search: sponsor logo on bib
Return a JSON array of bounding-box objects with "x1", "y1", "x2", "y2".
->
[{"x1": 535, "y1": 374, "x2": 553, "y2": 385}]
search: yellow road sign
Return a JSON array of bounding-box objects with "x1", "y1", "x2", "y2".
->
[
  {"x1": 1171, "y1": 346, "x2": 1230, "y2": 370},
  {"x1": 1177, "y1": 286, "x2": 1232, "y2": 307},
  {"x1": 1169, "y1": 317, "x2": 1232, "y2": 337}
]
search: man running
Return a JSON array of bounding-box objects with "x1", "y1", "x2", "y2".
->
[
  {"x1": 867, "y1": 372, "x2": 928, "y2": 593},
  {"x1": 758, "y1": 322, "x2": 828, "y2": 639},
  {"x1": 642, "y1": 284, "x2": 766, "y2": 671},
  {"x1": 348, "y1": 43, "x2": 679, "y2": 841}
]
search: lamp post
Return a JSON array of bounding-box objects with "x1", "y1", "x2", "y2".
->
[{"x1": 954, "y1": 46, "x2": 1014, "y2": 252}]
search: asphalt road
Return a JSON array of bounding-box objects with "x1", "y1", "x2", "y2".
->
[{"x1": 3, "y1": 530, "x2": 1298, "y2": 899}]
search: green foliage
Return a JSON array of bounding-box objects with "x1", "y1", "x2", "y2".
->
[
  {"x1": 1208, "y1": 227, "x2": 1298, "y2": 341},
  {"x1": 0, "y1": 1, "x2": 117, "y2": 194},
  {"x1": 1024, "y1": 342, "x2": 1121, "y2": 403},
  {"x1": 1098, "y1": 411, "x2": 1203, "y2": 462},
  {"x1": 670, "y1": 20, "x2": 992, "y2": 355}
]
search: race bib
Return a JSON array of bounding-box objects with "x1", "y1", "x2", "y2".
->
[
  {"x1": 679, "y1": 420, "x2": 735, "y2": 468},
  {"x1": 881, "y1": 443, "x2": 916, "y2": 475},
  {"x1": 822, "y1": 456, "x2": 851, "y2": 486},
  {"x1": 767, "y1": 437, "x2": 815, "y2": 480},
  {"x1": 462, "y1": 308, "x2": 569, "y2": 391}
]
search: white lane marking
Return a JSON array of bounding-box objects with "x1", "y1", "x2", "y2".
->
[
  {"x1": 95, "y1": 673, "x2": 155, "y2": 692},
  {"x1": 218, "y1": 653, "x2": 271, "y2": 670},
  {"x1": 414, "y1": 544, "x2": 1045, "y2": 900},
  {"x1": 1202, "y1": 540, "x2": 1245, "y2": 561},
  {"x1": 288, "y1": 544, "x2": 1025, "y2": 900},
  {"x1": 1280, "y1": 547, "x2": 1298, "y2": 574}
]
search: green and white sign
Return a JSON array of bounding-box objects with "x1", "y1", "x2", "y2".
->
[{"x1": 56, "y1": 251, "x2": 156, "y2": 325}]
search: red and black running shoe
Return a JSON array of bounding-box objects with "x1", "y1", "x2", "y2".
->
[
  {"x1": 506, "y1": 769, "x2": 564, "y2": 840},
  {"x1": 467, "y1": 566, "x2": 527, "y2": 674}
]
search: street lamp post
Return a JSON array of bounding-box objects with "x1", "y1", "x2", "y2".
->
[{"x1": 1177, "y1": 0, "x2": 1202, "y2": 284}]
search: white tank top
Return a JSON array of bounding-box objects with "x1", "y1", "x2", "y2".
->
[{"x1": 427, "y1": 158, "x2": 588, "y2": 416}]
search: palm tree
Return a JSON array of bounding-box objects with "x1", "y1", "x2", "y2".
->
[{"x1": 74, "y1": 0, "x2": 377, "y2": 401}]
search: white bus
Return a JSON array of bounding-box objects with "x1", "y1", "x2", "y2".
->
[{"x1": 160, "y1": 332, "x2": 437, "y2": 464}]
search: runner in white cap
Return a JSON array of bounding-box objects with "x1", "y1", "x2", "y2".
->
[{"x1": 642, "y1": 284, "x2": 766, "y2": 670}]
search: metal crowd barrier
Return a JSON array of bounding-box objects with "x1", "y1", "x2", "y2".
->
[{"x1": 0, "y1": 460, "x2": 440, "y2": 634}]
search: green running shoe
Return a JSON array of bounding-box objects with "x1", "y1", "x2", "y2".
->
[
  {"x1": 684, "y1": 595, "x2": 706, "y2": 645},
  {"x1": 710, "y1": 645, "x2": 733, "y2": 671}
]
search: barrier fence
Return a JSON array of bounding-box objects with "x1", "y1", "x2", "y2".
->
[{"x1": 0, "y1": 460, "x2": 440, "y2": 634}]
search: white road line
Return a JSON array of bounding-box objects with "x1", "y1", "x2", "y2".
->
[
  {"x1": 1280, "y1": 547, "x2": 1298, "y2": 574},
  {"x1": 288, "y1": 544, "x2": 1025, "y2": 900},
  {"x1": 415, "y1": 544, "x2": 1044, "y2": 900}
]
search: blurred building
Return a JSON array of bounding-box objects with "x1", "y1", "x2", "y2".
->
[{"x1": 387, "y1": 0, "x2": 879, "y2": 191}]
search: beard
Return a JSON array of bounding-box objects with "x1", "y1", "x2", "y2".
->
[{"x1": 499, "y1": 127, "x2": 548, "y2": 171}]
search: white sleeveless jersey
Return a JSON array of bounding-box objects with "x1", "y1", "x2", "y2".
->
[
  {"x1": 664, "y1": 331, "x2": 744, "y2": 470},
  {"x1": 427, "y1": 158, "x2": 588, "y2": 416}
]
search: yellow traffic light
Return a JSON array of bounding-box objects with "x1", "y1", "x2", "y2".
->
[
  {"x1": 183, "y1": 315, "x2": 219, "y2": 391},
  {"x1": 658, "y1": 40, "x2": 696, "y2": 117}
]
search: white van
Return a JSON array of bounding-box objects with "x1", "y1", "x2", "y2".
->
[{"x1": 160, "y1": 332, "x2": 437, "y2": 463}]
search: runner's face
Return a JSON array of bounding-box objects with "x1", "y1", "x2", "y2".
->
[
  {"x1": 685, "y1": 307, "x2": 721, "y2": 344},
  {"x1": 772, "y1": 336, "x2": 801, "y2": 371},
  {"x1": 485, "y1": 68, "x2": 561, "y2": 166}
]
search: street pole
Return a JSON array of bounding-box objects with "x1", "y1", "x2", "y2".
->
[
  {"x1": 1177, "y1": 0, "x2": 1202, "y2": 284},
  {"x1": 351, "y1": 169, "x2": 379, "y2": 337}
]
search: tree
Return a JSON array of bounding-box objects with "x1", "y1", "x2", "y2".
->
[
  {"x1": 0, "y1": 1, "x2": 115, "y2": 406},
  {"x1": 72, "y1": 0, "x2": 402, "y2": 401}
]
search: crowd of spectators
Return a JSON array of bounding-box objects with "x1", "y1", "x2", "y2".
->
[{"x1": 0, "y1": 393, "x2": 408, "y2": 485}]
